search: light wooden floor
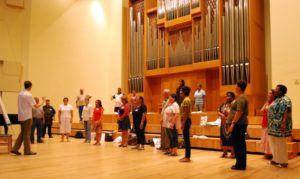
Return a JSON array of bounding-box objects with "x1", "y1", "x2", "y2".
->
[{"x1": 0, "y1": 135, "x2": 299, "y2": 179}]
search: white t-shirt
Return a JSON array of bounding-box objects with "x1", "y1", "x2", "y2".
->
[
  {"x1": 194, "y1": 89, "x2": 206, "y2": 104},
  {"x1": 82, "y1": 104, "x2": 93, "y2": 121},
  {"x1": 77, "y1": 94, "x2": 86, "y2": 106},
  {"x1": 18, "y1": 90, "x2": 36, "y2": 121},
  {"x1": 162, "y1": 102, "x2": 180, "y2": 128},
  {"x1": 59, "y1": 104, "x2": 73, "y2": 119},
  {"x1": 113, "y1": 93, "x2": 123, "y2": 108}
]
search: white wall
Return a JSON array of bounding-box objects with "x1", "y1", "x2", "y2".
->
[
  {"x1": 0, "y1": 0, "x2": 31, "y2": 113},
  {"x1": 269, "y1": 0, "x2": 300, "y2": 128},
  {"x1": 27, "y1": 0, "x2": 123, "y2": 121}
]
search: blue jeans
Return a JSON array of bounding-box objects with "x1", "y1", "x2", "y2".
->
[
  {"x1": 31, "y1": 118, "x2": 43, "y2": 142},
  {"x1": 78, "y1": 105, "x2": 84, "y2": 121},
  {"x1": 84, "y1": 121, "x2": 91, "y2": 141}
]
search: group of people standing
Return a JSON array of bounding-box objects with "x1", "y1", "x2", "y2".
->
[
  {"x1": 10, "y1": 80, "x2": 293, "y2": 170},
  {"x1": 111, "y1": 88, "x2": 147, "y2": 150},
  {"x1": 111, "y1": 84, "x2": 193, "y2": 163},
  {"x1": 159, "y1": 85, "x2": 193, "y2": 162},
  {"x1": 218, "y1": 82, "x2": 292, "y2": 170},
  {"x1": 260, "y1": 85, "x2": 292, "y2": 168}
]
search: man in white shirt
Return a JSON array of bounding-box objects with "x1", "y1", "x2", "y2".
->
[
  {"x1": 111, "y1": 88, "x2": 124, "y2": 113},
  {"x1": 76, "y1": 89, "x2": 86, "y2": 122},
  {"x1": 11, "y1": 81, "x2": 45, "y2": 155}
]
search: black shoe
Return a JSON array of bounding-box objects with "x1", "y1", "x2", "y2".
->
[
  {"x1": 24, "y1": 152, "x2": 37, "y2": 155},
  {"x1": 31, "y1": 141, "x2": 34, "y2": 144},
  {"x1": 231, "y1": 165, "x2": 246, "y2": 170},
  {"x1": 49, "y1": 136, "x2": 53, "y2": 138},
  {"x1": 42, "y1": 136, "x2": 45, "y2": 138},
  {"x1": 37, "y1": 140, "x2": 44, "y2": 143},
  {"x1": 10, "y1": 150, "x2": 21, "y2": 155}
]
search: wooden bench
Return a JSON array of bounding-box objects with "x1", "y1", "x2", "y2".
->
[{"x1": 0, "y1": 134, "x2": 12, "y2": 154}]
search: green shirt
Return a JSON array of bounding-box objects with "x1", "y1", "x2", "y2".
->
[
  {"x1": 227, "y1": 95, "x2": 248, "y2": 124},
  {"x1": 180, "y1": 97, "x2": 192, "y2": 119}
]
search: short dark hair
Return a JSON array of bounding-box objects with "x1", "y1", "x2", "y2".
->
[
  {"x1": 139, "y1": 96, "x2": 144, "y2": 104},
  {"x1": 236, "y1": 80, "x2": 247, "y2": 92},
  {"x1": 63, "y1": 97, "x2": 69, "y2": 101},
  {"x1": 24, "y1": 81, "x2": 32, "y2": 89},
  {"x1": 181, "y1": 86, "x2": 191, "y2": 96},
  {"x1": 277, "y1": 84, "x2": 287, "y2": 95},
  {"x1": 170, "y1": 93, "x2": 177, "y2": 101},
  {"x1": 226, "y1": 91, "x2": 235, "y2": 98},
  {"x1": 180, "y1": 79, "x2": 185, "y2": 86}
]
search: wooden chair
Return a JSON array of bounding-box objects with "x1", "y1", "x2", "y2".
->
[{"x1": 0, "y1": 134, "x2": 12, "y2": 154}]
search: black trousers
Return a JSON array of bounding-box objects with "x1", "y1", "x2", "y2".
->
[
  {"x1": 43, "y1": 123, "x2": 53, "y2": 137},
  {"x1": 134, "y1": 120, "x2": 147, "y2": 145},
  {"x1": 166, "y1": 128, "x2": 178, "y2": 148},
  {"x1": 183, "y1": 118, "x2": 191, "y2": 158},
  {"x1": 232, "y1": 124, "x2": 248, "y2": 169}
]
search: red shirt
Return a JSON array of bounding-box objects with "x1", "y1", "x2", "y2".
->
[
  {"x1": 262, "y1": 110, "x2": 268, "y2": 128},
  {"x1": 93, "y1": 107, "x2": 104, "y2": 121},
  {"x1": 262, "y1": 101, "x2": 272, "y2": 128}
]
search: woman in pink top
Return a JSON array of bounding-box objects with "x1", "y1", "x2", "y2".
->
[
  {"x1": 93, "y1": 100, "x2": 104, "y2": 145},
  {"x1": 260, "y1": 89, "x2": 275, "y2": 159}
]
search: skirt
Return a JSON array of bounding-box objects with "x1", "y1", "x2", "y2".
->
[
  {"x1": 60, "y1": 117, "x2": 71, "y2": 134},
  {"x1": 261, "y1": 128, "x2": 272, "y2": 154},
  {"x1": 118, "y1": 116, "x2": 131, "y2": 131},
  {"x1": 220, "y1": 122, "x2": 233, "y2": 146}
]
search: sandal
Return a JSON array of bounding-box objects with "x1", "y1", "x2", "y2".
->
[
  {"x1": 169, "y1": 153, "x2": 178, "y2": 156},
  {"x1": 277, "y1": 163, "x2": 288, "y2": 168},
  {"x1": 220, "y1": 153, "x2": 227, "y2": 158},
  {"x1": 270, "y1": 161, "x2": 278, "y2": 165},
  {"x1": 229, "y1": 155, "x2": 235, "y2": 159}
]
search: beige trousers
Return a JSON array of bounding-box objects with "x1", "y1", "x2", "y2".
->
[{"x1": 268, "y1": 135, "x2": 288, "y2": 164}]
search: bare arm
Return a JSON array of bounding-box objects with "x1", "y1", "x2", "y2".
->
[
  {"x1": 70, "y1": 110, "x2": 73, "y2": 123},
  {"x1": 58, "y1": 110, "x2": 61, "y2": 124},
  {"x1": 260, "y1": 102, "x2": 268, "y2": 114}
]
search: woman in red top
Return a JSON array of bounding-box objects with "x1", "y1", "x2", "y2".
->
[
  {"x1": 93, "y1": 100, "x2": 104, "y2": 145},
  {"x1": 117, "y1": 96, "x2": 131, "y2": 147},
  {"x1": 260, "y1": 89, "x2": 275, "y2": 159}
]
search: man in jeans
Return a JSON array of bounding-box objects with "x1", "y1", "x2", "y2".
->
[
  {"x1": 31, "y1": 97, "x2": 44, "y2": 143},
  {"x1": 11, "y1": 81, "x2": 45, "y2": 155}
]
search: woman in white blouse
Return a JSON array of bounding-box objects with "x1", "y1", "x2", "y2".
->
[
  {"x1": 194, "y1": 84, "x2": 206, "y2": 111},
  {"x1": 163, "y1": 94, "x2": 180, "y2": 156},
  {"x1": 58, "y1": 97, "x2": 73, "y2": 142},
  {"x1": 82, "y1": 96, "x2": 93, "y2": 143}
]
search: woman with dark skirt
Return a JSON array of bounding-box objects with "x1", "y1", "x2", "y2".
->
[
  {"x1": 117, "y1": 96, "x2": 131, "y2": 147},
  {"x1": 218, "y1": 92, "x2": 235, "y2": 158},
  {"x1": 132, "y1": 96, "x2": 147, "y2": 150}
]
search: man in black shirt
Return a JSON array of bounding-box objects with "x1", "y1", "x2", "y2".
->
[{"x1": 42, "y1": 99, "x2": 56, "y2": 138}]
